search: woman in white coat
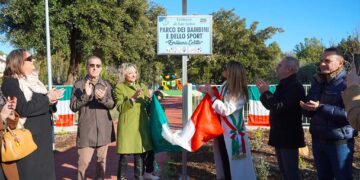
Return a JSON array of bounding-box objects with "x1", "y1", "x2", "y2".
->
[{"x1": 203, "y1": 60, "x2": 256, "y2": 180}]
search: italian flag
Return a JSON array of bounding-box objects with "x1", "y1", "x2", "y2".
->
[
  {"x1": 247, "y1": 85, "x2": 276, "y2": 126},
  {"x1": 150, "y1": 87, "x2": 223, "y2": 152},
  {"x1": 54, "y1": 86, "x2": 75, "y2": 127}
]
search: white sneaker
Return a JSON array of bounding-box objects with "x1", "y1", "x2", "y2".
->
[{"x1": 144, "y1": 172, "x2": 160, "y2": 180}]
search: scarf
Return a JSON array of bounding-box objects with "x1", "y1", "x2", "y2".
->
[{"x1": 16, "y1": 72, "x2": 48, "y2": 125}]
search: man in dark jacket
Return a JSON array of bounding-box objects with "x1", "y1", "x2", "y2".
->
[
  {"x1": 70, "y1": 56, "x2": 115, "y2": 180},
  {"x1": 300, "y1": 47, "x2": 356, "y2": 180},
  {"x1": 255, "y1": 56, "x2": 305, "y2": 180}
]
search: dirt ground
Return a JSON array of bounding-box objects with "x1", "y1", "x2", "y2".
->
[{"x1": 158, "y1": 129, "x2": 360, "y2": 180}]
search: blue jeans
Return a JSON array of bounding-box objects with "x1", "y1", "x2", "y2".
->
[
  {"x1": 275, "y1": 148, "x2": 301, "y2": 180},
  {"x1": 312, "y1": 139, "x2": 354, "y2": 180}
]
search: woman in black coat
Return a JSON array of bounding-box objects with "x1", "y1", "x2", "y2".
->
[{"x1": 1, "y1": 49, "x2": 63, "y2": 180}]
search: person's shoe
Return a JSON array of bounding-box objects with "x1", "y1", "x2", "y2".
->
[{"x1": 144, "y1": 172, "x2": 160, "y2": 180}]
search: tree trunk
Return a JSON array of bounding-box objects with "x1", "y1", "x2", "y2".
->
[{"x1": 65, "y1": 28, "x2": 81, "y2": 85}]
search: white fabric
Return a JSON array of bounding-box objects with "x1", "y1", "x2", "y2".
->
[
  {"x1": 161, "y1": 120, "x2": 195, "y2": 152},
  {"x1": 212, "y1": 82, "x2": 256, "y2": 180},
  {"x1": 16, "y1": 72, "x2": 48, "y2": 124}
]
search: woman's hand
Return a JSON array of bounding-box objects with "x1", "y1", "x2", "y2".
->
[
  {"x1": 131, "y1": 89, "x2": 142, "y2": 102},
  {"x1": 1, "y1": 97, "x2": 17, "y2": 120},
  {"x1": 47, "y1": 88, "x2": 65, "y2": 104}
]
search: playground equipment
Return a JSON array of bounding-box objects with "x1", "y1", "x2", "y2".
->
[{"x1": 161, "y1": 78, "x2": 182, "y2": 90}]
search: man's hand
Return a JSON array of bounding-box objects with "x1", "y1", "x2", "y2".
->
[
  {"x1": 85, "y1": 80, "x2": 93, "y2": 96},
  {"x1": 254, "y1": 79, "x2": 270, "y2": 94},
  {"x1": 95, "y1": 87, "x2": 107, "y2": 100},
  {"x1": 300, "y1": 100, "x2": 320, "y2": 111}
]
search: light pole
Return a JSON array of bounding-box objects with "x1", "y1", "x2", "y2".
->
[
  {"x1": 181, "y1": 0, "x2": 189, "y2": 180},
  {"x1": 45, "y1": 0, "x2": 52, "y2": 90}
]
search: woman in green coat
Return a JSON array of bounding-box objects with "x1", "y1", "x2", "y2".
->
[{"x1": 114, "y1": 63, "x2": 152, "y2": 180}]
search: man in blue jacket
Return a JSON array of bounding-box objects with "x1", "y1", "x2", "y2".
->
[{"x1": 300, "y1": 47, "x2": 357, "y2": 180}]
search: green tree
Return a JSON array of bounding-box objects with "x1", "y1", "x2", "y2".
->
[
  {"x1": 188, "y1": 9, "x2": 283, "y2": 84},
  {"x1": 338, "y1": 33, "x2": 360, "y2": 62},
  {"x1": 294, "y1": 38, "x2": 325, "y2": 83},
  {"x1": 294, "y1": 37, "x2": 325, "y2": 64},
  {"x1": 0, "y1": 0, "x2": 155, "y2": 84}
]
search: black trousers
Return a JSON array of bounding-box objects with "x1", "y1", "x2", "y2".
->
[
  {"x1": 145, "y1": 150, "x2": 155, "y2": 173},
  {"x1": 216, "y1": 135, "x2": 232, "y2": 180},
  {"x1": 117, "y1": 153, "x2": 146, "y2": 180}
]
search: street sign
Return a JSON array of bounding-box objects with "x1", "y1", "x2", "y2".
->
[{"x1": 157, "y1": 15, "x2": 212, "y2": 55}]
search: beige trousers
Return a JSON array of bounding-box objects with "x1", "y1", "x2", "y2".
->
[{"x1": 77, "y1": 145, "x2": 108, "y2": 180}]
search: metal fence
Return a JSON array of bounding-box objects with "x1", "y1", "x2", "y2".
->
[{"x1": 192, "y1": 84, "x2": 312, "y2": 126}]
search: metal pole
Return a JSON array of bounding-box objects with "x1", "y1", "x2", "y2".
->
[
  {"x1": 181, "y1": 0, "x2": 188, "y2": 180},
  {"x1": 45, "y1": 0, "x2": 52, "y2": 90}
]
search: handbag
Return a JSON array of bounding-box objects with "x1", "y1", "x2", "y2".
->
[{"x1": 1, "y1": 123, "x2": 37, "y2": 162}]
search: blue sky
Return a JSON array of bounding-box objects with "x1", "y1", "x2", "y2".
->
[
  {"x1": 1, "y1": 0, "x2": 359, "y2": 54},
  {"x1": 151, "y1": 0, "x2": 360, "y2": 52}
]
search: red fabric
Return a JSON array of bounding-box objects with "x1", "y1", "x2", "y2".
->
[
  {"x1": 221, "y1": 116, "x2": 246, "y2": 154},
  {"x1": 190, "y1": 87, "x2": 224, "y2": 152},
  {"x1": 247, "y1": 114, "x2": 270, "y2": 126}
]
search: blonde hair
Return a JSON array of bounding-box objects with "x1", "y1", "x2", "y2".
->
[
  {"x1": 225, "y1": 60, "x2": 249, "y2": 101},
  {"x1": 118, "y1": 63, "x2": 139, "y2": 83}
]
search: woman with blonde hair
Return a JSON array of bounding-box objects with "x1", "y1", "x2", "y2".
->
[
  {"x1": 201, "y1": 60, "x2": 256, "y2": 180},
  {"x1": 114, "y1": 63, "x2": 154, "y2": 180}
]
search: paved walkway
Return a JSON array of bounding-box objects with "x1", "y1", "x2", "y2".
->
[{"x1": 54, "y1": 97, "x2": 183, "y2": 180}]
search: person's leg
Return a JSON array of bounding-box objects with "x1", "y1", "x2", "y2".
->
[
  {"x1": 134, "y1": 153, "x2": 145, "y2": 180},
  {"x1": 278, "y1": 148, "x2": 300, "y2": 180},
  {"x1": 95, "y1": 145, "x2": 109, "y2": 180},
  {"x1": 312, "y1": 142, "x2": 334, "y2": 180},
  {"x1": 78, "y1": 147, "x2": 95, "y2": 180},
  {"x1": 117, "y1": 154, "x2": 128, "y2": 180},
  {"x1": 326, "y1": 141, "x2": 354, "y2": 180},
  {"x1": 217, "y1": 135, "x2": 232, "y2": 180},
  {"x1": 144, "y1": 150, "x2": 160, "y2": 179},
  {"x1": 275, "y1": 148, "x2": 285, "y2": 179},
  {"x1": 145, "y1": 150, "x2": 155, "y2": 173}
]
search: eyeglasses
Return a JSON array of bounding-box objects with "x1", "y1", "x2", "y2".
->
[
  {"x1": 89, "y1": 64, "x2": 101, "y2": 68},
  {"x1": 24, "y1": 55, "x2": 33, "y2": 62}
]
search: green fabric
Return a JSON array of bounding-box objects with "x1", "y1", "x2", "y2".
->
[
  {"x1": 114, "y1": 82, "x2": 152, "y2": 154},
  {"x1": 150, "y1": 94, "x2": 181, "y2": 153}
]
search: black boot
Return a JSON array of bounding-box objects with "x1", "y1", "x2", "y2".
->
[
  {"x1": 117, "y1": 155, "x2": 128, "y2": 180},
  {"x1": 134, "y1": 154, "x2": 145, "y2": 180}
]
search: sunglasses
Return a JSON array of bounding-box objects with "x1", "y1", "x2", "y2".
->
[
  {"x1": 24, "y1": 55, "x2": 33, "y2": 62},
  {"x1": 89, "y1": 64, "x2": 101, "y2": 68}
]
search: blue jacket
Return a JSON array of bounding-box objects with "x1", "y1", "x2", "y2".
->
[{"x1": 304, "y1": 70, "x2": 357, "y2": 141}]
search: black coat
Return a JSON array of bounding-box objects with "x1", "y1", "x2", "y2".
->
[
  {"x1": 1, "y1": 77, "x2": 56, "y2": 180},
  {"x1": 260, "y1": 74, "x2": 306, "y2": 148}
]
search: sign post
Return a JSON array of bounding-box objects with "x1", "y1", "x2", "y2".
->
[{"x1": 157, "y1": 3, "x2": 212, "y2": 179}]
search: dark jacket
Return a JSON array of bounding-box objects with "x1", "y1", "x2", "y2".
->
[
  {"x1": 303, "y1": 70, "x2": 357, "y2": 141},
  {"x1": 70, "y1": 77, "x2": 115, "y2": 148},
  {"x1": 260, "y1": 74, "x2": 306, "y2": 148},
  {"x1": 1, "y1": 77, "x2": 56, "y2": 180}
]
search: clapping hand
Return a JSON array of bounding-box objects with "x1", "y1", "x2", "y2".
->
[
  {"x1": 95, "y1": 87, "x2": 107, "y2": 100},
  {"x1": 85, "y1": 80, "x2": 93, "y2": 96},
  {"x1": 131, "y1": 88, "x2": 142, "y2": 101},
  {"x1": 254, "y1": 79, "x2": 269, "y2": 94},
  {"x1": 47, "y1": 88, "x2": 65, "y2": 104}
]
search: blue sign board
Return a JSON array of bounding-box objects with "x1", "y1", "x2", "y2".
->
[{"x1": 157, "y1": 15, "x2": 212, "y2": 55}]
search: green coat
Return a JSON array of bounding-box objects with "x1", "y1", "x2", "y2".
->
[{"x1": 114, "y1": 82, "x2": 152, "y2": 154}]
